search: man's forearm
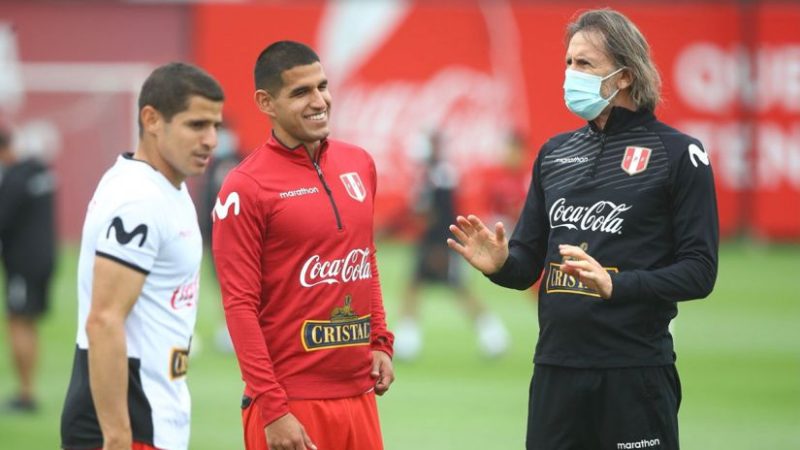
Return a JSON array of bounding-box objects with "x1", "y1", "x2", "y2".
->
[{"x1": 87, "y1": 318, "x2": 131, "y2": 447}]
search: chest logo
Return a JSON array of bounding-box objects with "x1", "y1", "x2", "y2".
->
[
  {"x1": 107, "y1": 217, "x2": 148, "y2": 247},
  {"x1": 621, "y1": 146, "x2": 652, "y2": 176},
  {"x1": 301, "y1": 295, "x2": 371, "y2": 351},
  {"x1": 213, "y1": 192, "x2": 240, "y2": 221},
  {"x1": 546, "y1": 262, "x2": 619, "y2": 298},
  {"x1": 340, "y1": 172, "x2": 367, "y2": 202},
  {"x1": 549, "y1": 198, "x2": 631, "y2": 235}
]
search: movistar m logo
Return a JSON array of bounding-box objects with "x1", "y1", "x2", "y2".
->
[
  {"x1": 213, "y1": 192, "x2": 240, "y2": 221},
  {"x1": 688, "y1": 143, "x2": 709, "y2": 168},
  {"x1": 106, "y1": 217, "x2": 148, "y2": 247}
]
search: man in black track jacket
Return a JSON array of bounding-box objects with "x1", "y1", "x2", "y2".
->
[{"x1": 448, "y1": 8, "x2": 718, "y2": 450}]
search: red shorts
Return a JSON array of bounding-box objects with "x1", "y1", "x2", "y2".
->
[{"x1": 243, "y1": 391, "x2": 383, "y2": 450}]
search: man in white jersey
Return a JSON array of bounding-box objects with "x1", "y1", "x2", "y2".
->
[{"x1": 60, "y1": 62, "x2": 224, "y2": 450}]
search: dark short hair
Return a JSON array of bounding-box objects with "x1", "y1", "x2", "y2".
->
[
  {"x1": 138, "y1": 62, "x2": 224, "y2": 135},
  {"x1": 254, "y1": 41, "x2": 320, "y2": 93}
]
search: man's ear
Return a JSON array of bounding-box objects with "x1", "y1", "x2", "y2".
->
[
  {"x1": 618, "y1": 68, "x2": 633, "y2": 91},
  {"x1": 254, "y1": 89, "x2": 276, "y2": 118},
  {"x1": 140, "y1": 105, "x2": 163, "y2": 135}
]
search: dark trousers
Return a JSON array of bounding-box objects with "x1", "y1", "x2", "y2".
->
[{"x1": 526, "y1": 365, "x2": 681, "y2": 450}]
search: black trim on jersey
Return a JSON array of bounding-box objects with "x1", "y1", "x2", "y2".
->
[
  {"x1": 95, "y1": 251, "x2": 150, "y2": 275},
  {"x1": 122, "y1": 152, "x2": 158, "y2": 171},
  {"x1": 61, "y1": 346, "x2": 154, "y2": 449}
]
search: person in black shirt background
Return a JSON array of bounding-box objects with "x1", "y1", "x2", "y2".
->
[
  {"x1": 0, "y1": 119, "x2": 56, "y2": 413},
  {"x1": 394, "y1": 131, "x2": 509, "y2": 361},
  {"x1": 448, "y1": 8, "x2": 718, "y2": 450}
]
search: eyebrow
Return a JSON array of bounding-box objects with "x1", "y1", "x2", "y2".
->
[
  {"x1": 289, "y1": 86, "x2": 309, "y2": 96},
  {"x1": 288, "y1": 79, "x2": 327, "y2": 97}
]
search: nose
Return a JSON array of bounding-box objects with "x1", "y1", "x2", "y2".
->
[
  {"x1": 203, "y1": 127, "x2": 218, "y2": 150},
  {"x1": 310, "y1": 89, "x2": 327, "y2": 109}
]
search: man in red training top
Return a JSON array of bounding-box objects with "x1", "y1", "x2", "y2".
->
[{"x1": 212, "y1": 40, "x2": 395, "y2": 450}]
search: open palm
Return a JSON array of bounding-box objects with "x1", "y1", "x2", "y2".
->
[{"x1": 447, "y1": 215, "x2": 509, "y2": 275}]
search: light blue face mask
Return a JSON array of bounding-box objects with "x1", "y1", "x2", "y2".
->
[{"x1": 563, "y1": 67, "x2": 625, "y2": 120}]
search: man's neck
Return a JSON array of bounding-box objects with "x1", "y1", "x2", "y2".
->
[{"x1": 133, "y1": 144, "x2": 182, "y2": 189}]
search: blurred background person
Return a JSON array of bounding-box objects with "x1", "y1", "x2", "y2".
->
[
  {"x1": 198, "y1": 123, "x2": 242, "y2": 354},
  {"x1": 479, "y1": 130, "x2": 530, "y2": 230},
  {"x1": 0, "y1": 118, "x2": 56, "y2": 413},
  {"x1": 393, "y1": 131, "x2": 509, "y2": 361}
]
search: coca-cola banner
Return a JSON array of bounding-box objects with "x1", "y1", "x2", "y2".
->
[{"x1": 194, "y1": 1, "x2": 800, "y2": 238}]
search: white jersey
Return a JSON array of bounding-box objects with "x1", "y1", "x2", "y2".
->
[{"x1": 61, "y1": 154, "x2": 201, "y2": 450}]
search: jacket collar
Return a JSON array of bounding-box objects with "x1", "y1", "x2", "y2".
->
[
  {"x1": 266, "y1": 131, "x2": 329, "y2": 161},
  {"x1": 588, "y1": 107, "x2": 656, "y2": 135}
]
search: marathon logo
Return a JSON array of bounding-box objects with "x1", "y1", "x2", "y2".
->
[
  {"x1": 170, "y1": 347, "x2": 190, "y2": 379},
  {"x1": 279, "y1": 186, "x2": 320, "y2": 199},
  {"x1": 301, "y1": 295, "x2": 371, "y2": 351},
  {"x1": 545, "y1": 262, "x2": 618, "y2": 298}
]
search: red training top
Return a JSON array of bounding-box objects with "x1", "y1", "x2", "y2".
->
[{"x1": 212, "y1": 134, "x2": 394, "y2": 428}]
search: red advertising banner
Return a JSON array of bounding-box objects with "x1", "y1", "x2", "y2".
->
[
  {"x1": 0, "y1": 3, "x2": 189, "y2": 240},
  {"x1": 194, "y1": 1, "x2": 800, "y2": 238}
]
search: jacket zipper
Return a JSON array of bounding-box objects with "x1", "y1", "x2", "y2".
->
[
  {"x1": 306, "y1": 150, "x2": 343, "y2": 230},
  {"x1": 590, "y1": 133, "x2": 607, "y2": 179}
]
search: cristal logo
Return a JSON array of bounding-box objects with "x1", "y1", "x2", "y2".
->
[
  {"x1": 213, "y1": 192, "x2": 240, "y2": 221},
  {"x1": 300, "y1": 248, "x2": 372, "y2": 288},
  {"x1": 549, "y1": 198, "x2": 632, "y2": 235}
]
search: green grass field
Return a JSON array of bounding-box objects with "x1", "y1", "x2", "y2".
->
[{"x1": 1, "y1": 240, "x2": 798, "y2": 449}]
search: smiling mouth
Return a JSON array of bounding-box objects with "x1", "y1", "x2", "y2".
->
[{"x1": 306, "y1": 111, "x2": 327, "y2": 121}]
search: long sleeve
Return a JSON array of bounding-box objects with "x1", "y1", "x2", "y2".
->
[
  {"x1": 610, "y1": 138, "x2": 719, "y2": 303},
  {"x1": 365, "y1": 158, "x2": 393, "y2": 355},
  {"x1": 211, "y1": 171, "x2": 288, "y2": 427},
  {"x1": 368, "y1": 249, "x2": 393, "y2": 356},
  {"x1": 488, "y1": 153, "x2": 550, "y2": 290}
]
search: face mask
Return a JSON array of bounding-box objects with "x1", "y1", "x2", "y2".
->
[{"x1": 563, "y1": 67, "x2": 625, "y2": 120}]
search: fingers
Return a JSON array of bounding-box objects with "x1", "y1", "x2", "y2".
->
[
  {"x1": 448, "y1": 223, "x2": 469, "y2": 243},
  {"x1": 559, "y1": 244, "x2": 601, "y2": 266},
  {"x1": 371, "y1": 351, "x2": 395, "y2": 396},
  {"x1": 466, "y1": 214, "x2": 486, "y2": 231},
  {"x1": 494, "y1": 221, "x2": 506, "y2": 242},
  {"x1": 378, "y1": 366, "x2": 395, "y2": 394},
  {"x1": 302, "y1": 430, "x2": 317, "y2": 450},
  {"x1": 371, "y1": 354, "x2": 381, "y2": 379},
  {"x1": 446, "y1": 238, "x2": 467, "y2": 256},
  {"x1": 375, "y1": 376, "x2": 390, "y2": 395},
  {"x1": 560, "y1": 259, "x2": 613, "y2": 299}
]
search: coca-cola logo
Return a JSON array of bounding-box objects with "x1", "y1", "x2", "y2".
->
[
  {"x1": 300, "y1": 248, "x2": 372, "y2": 288},
  {"x1": 170, "y1": 275, "x2": 199, "y2": 310},
  {"x1": 548, "y1": 198, "x2": 632, "y2": 235}
]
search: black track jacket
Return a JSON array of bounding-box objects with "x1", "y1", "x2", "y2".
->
[{"x1": 489, "y1": 107, "x2": 719, "y2": 368}]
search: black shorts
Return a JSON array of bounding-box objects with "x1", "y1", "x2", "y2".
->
[
  {"x1": 413, "y1": 242, "x2": 463, "y2": 286},
  {"x1": 3, "y1": 270, "x2": 51, "y2": 317},
  {"x1": 526, "y1": 365, "x2": 681, "y2": 450}
]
